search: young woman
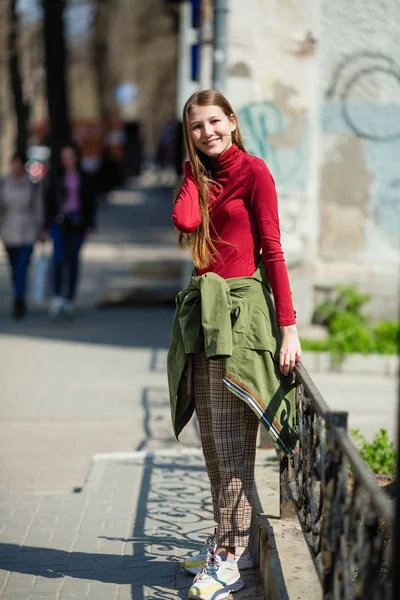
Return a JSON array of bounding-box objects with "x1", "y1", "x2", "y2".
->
[
  {"x1": 0, "y1": 152, "x2": 43, "y2": 319},
  {"x1": 43, "y1": 144, "x2": 96, "y2": 318},
  {"x1": 168, "y1": 89, "x2": 301, "y2": 600}
]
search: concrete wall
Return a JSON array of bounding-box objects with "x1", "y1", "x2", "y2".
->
[
  {"x1": 318, "y1": 0, "x2": 400, "y2": 320},
  {"x1": 225, "y1": 0, "x2": 320, "y2": 323},
  {"x1": 225, "y1": 0, "x2": 399, "y2": 323}
]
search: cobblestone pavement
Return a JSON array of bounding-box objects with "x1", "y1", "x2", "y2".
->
[
  {"x1": 0, "y1": 451, "x2": 264, "y2": 599},
  {"x1": 0, "y1": 183, "x2": 397, "y2": 598},
  {"x1": 0, "y1": 185, "x2": 264, "y2": 598}
]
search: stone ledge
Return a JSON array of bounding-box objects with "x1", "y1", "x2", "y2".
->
[
  {"x1": 302, "y1": 351, "x2": 398, "y2": 376},
  {"x1": 251, "y1": 449, "x2": 321, "y2": 599}
]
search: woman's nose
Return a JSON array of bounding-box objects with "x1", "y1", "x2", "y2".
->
[{"x1": 203, "y1": 123, "x2": 213, "y2": 136}]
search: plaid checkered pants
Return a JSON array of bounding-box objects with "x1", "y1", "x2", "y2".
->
[{"x1": 193, "y1": 353, "x2": 259, "y2": 548}]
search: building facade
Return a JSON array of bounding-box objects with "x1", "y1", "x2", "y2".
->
[{"x1": 213, "y1": 0, "x2": 400, "y2": 323}]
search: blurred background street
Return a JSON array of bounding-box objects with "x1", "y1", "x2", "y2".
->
[
  {"x1": 0, "y1": 0, "x2": 398, "y2": 598},
  {"x1": 0, "y1": 180, "x2": 397, "y2": 494}
]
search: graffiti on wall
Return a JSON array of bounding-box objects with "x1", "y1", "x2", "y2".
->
[
  {"x1": 323, "y1": 51, "x2": 400, "y2": 235},
  {"x1": 236, "y1": 85, "x2": 310, "y2": 262},
  {"x1": 325, "y1": 52, "x2": 400, "y2": 141},
  {"x1": 236, "y1": 85, "x2": 309, "y2": 191}
]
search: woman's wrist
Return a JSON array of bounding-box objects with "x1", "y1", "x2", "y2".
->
[{"x1": 280, "y1": 324, "x2": 298, "y2": 335}]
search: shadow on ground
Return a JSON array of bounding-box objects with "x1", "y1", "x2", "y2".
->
[
  {"x1": 0, "y1": 306, "x2": 175, "y2": 349},
  {"x1": 0, "y1": 455, "x2": 215, "y2": 600}
]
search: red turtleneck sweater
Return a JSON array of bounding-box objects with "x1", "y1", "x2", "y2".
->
[{"x1": 172, "y1": 144, "x2": 296, "y2": 326}]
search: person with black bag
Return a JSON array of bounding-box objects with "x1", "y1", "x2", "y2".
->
[
  {"x1": 42, "y1": 144, "x2": 97, "y2": 318},
  {"x1": 0, "y1": 152, "x2": 43, "y2": 319}
]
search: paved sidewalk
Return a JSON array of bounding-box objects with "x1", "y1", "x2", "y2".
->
[
  {"x1": 0, "y1": 182, "x2": 397, "y2": 599},
  {"x1": 0, "y1": 183, "x2": 264, "y2": 598},
  {"x1": 0, "y1": 450, "x2": 264, "y2": 600}
]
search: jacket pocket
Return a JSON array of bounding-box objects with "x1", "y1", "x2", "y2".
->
[{"x1": 238, "y1": 304, "x2": 280, "y2": 360}]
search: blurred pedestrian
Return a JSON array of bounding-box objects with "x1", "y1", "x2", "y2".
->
[
  {"x1": 0, "y1": 152, "x2": 43, "y2": 319},
  {"x1": 43, "y1": 144, "x2": 97, "y2": 318},
  {"x1": 98, "y1": 147, "x2": 122, "y2": 202},
  {"x1": 168, "y1": 89, "x2": 302, "y2": 600}
]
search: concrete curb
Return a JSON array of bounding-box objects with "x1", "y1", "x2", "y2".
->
[
  {"x1": 302, "y1": 350, "x2": 398, "y2": 376},
  {"x1": 251, "y1": 449, "x2": 321, "y2": 599}
]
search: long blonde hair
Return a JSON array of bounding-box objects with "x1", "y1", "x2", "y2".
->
[{"x1": 174, "y1": 89, "x2": 247, "y2": 270}]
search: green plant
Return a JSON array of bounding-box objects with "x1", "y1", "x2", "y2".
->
[
  {"x1": 327, "y1": 313, "x2": 376, "y2": 362},
  {"x1": 299, "y1": 339, "x2": 329, "y2": 352},
  {"x1": 374, "y1": 321, "x2": 400, "y2": 355},
  {"x1": 350, "y1": 428, "x2": 397, "y2": 477},
  {"x1": 309, "y1": 286, "x2": 399, "y2": 360},
  {"x1": 313, "y1": 285, "x2": 370, "y2": 327}
]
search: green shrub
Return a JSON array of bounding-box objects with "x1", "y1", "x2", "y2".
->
[
  {"x1": 299, "y1": 339, "x2": 329, "y2": 352},
  {"x1": 308, "y1": 285, "x2": 399, "y2": 359},
  {"x1": 313, "y1": 285, "x2": 370, "y2": 327},
  {"x1": 327, "y1": 312, "x2": 376, "y2": 361},
  {"x1": 374, "y1": 321, "x2": 400, "y2": 355},
  {"x1": 350, "y1": 428, "x2": 397, "y2": 477}
]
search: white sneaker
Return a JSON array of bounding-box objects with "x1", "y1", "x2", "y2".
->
[
  {"x1": 236, "y1": 548, "x2": 255, "y2": 570},
  {"x1": 188, "y1": 551, "x2": 244, "y2": 600},
  {"x1": 182, "y1": 530, "x2": 217, "y2": 575},
  {"x1": 49, "y1": 296, "x2": 64, "y2": 318},
  {"x1": 183, "y1": 539, "x2": 254, "y2": 575},
  {"x1": 63, "y1": 300, "x2": 75, "y2": 316}
]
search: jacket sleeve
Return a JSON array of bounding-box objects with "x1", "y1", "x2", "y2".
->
[
  {"x1": 172, "y1": 161, "x2": 201, "y2": 233},
  {"x1": 250, "y1": 158, "x2": 296, "y2": 327}
]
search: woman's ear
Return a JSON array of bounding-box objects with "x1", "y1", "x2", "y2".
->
[{"x1": 230, "y1": 114, "x2": 237, "y2": 132}]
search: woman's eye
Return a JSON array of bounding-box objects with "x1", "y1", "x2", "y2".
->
[
  {"x1": 211, "y1": 120, "x2": 219, "y2": 124},
  {"x1": 193, "y1": 124, "x2": 202, "y2": 130}
]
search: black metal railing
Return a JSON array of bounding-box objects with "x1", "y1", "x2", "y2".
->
[{"x1": 280, "y1": 362, "x2": 394, "y2": 599}]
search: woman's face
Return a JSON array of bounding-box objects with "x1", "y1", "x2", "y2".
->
[
  {"x1": 60, "y1": 146, "x2": 77, "y2": 170},
  {"x1": 189, "y1": 104, "x2": 236, "y2": 158},
  {"x1": 11, "y1": 157, "x2": 25, "y2": 178}
]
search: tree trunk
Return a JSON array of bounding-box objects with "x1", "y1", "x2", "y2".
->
[
  {"x1": 93, "y1": 0, "x2": 112, "y2": 121},
  {"x1": 41, "y1": 0, "x2": 70, "y2": 162},
  {"x1": 9, "y1": 0, "x2": 29, "y2": 155}
]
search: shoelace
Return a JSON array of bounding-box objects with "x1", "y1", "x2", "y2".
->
[
  {"x1": 194, "y1": 550, "x2": 220, "y2": 582},
  {"x1": 200, "y1": 529, "x2": 217, "y2": 555}
]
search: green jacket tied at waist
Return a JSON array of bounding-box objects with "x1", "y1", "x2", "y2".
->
[{"x1": 167, "y1": 262, "x2": 298, "y2": 456}]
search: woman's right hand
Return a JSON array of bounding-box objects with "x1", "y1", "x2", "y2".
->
[{"x1": 279, "y1": 324, "x2": 302, "y2": 375}]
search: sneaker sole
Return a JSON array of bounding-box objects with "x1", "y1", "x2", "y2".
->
[{"x1": 188, "y1": 576, "x2": 245, "y2": 600}]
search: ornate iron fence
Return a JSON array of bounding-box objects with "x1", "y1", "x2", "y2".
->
[{"x1": 280, "y1": 362, "x2": 394, "y2": 599}]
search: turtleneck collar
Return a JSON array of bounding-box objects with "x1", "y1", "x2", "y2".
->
[{"x1": 203, "y1": 143, "x2": 241, "y2": 174}]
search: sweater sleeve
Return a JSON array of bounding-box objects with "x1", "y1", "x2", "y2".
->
[
  {"x1": 172, "y1": 161, "x2": 201, "y2": 233},
  {"x1": 250, "y1": 159, "x2": 296, "y2": 326}
]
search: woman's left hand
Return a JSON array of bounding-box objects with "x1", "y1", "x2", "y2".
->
[{"x1": 279, "y1": 324, "x2": 302, "y2": 376}]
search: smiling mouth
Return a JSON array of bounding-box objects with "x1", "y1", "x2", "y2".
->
[{"x1": 206, "y1": 139, "x2": 220, "y2": 145}]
